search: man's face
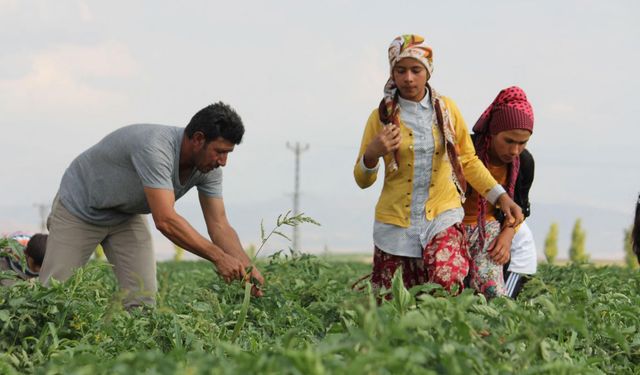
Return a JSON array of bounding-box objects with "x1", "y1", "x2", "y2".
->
[
  {"x1": 490, "y1": 129, "x2": 531, "y2": 164},
  {"x1": 194, "y1": 136, "x2": 235, "y2": 173}
]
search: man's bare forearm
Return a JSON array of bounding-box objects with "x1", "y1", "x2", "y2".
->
[
  {"x1": 155, "y1": 213, "x2": 226, "y2": 264},
  {"x1": 209, "y1": 224, "x2": 251, "y2": 266}
]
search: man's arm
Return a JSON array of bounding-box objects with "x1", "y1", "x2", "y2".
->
[
  {"x1": 143, "y1": 187, "x2": 245, "y2": 283},
  {"x1": 198, "y1": 192, "x2": 265, "y2": 294}
]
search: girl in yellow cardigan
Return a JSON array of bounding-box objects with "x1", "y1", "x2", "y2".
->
[{"x1": 354, "y1": 35, "x2": 523, "y2": 293}]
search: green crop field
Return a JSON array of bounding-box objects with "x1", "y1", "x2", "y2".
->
[{"x1": 1, "y1": 252, "x2": 639, "y2": 374}]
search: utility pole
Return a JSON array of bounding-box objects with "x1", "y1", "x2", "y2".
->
[
  {"x1": 286, "y1": 141, "x2": 309, "y2": 252},
  {"x1": 33, "y1": 203, "x2": 50, "y2": 233}
]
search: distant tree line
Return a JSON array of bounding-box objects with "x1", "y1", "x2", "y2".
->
[{"x1": 543, "y1": 219, "x2": 638, "y2": 269}]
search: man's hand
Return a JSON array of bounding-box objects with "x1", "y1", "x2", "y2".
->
[
  {"x1": 363, "y1": 125, "x2": 401, "y2": 168},
  {"x1": 215, "y1": 254, "x2": 246, "y2": 283},
  {"x1": 488, "y1": 227, "x2": 515, "y2": 265},
  {"x1": 496, "y1": 193, "x2": 524, "y2": 227},
  {"x1": 199, "y1": 194, "x2": 267, "y2": 297},
  {"x1": 246, "y1": 266, "x2": 265, "y2": 297},
  {"x1": 248, "y1": 266, "x2": 264, "y2": 286}
]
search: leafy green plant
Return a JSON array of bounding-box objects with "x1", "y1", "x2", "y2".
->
[
  {"x1": 255, "y1": 211, "x2": 320, "y2": 259},
  {"x1": 1, "y1": 230, "x2": 640, "y2": 374},
  {"x1": 232, "y1": 211, "x2": 320, "y2": 345}
]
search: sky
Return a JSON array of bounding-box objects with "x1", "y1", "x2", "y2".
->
[{"x1": 1, "y1": 0, "x2": 639, "y2": 261}]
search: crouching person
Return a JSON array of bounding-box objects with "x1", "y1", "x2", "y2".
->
[
  {"x1": 464, "y1": 86, "x2": 535, "y2": 299},
  {"x1": 1, "y1": 233, "x2": 47, "y2": 286}
]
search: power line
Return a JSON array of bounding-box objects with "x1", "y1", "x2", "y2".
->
[{"x1": 286, "y1": 141, "x2": 309, "y2": 252}]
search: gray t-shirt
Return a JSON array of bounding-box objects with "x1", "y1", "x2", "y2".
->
[{"x1": 59, "y1": 124, "x2": 223, "y2": 226}]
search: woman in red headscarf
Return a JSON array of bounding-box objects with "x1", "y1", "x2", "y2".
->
[
  {"x1": 353, "y1": 35, "x2": 525, "y2": 295},
  {"x1": 463, "y1": 86, "x2": 535, "y2": 298}
]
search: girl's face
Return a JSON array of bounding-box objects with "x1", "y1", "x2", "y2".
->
[
  {"x1": 392, "y1": 58, "x2": 429, "y2": 102},
  {"x1": 489, "y1": 129, "x2": 531, "y2": 165}
]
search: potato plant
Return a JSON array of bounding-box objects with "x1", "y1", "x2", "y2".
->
[{"x1": 0, "y1": 252, "x2": 639, "y2": 374}]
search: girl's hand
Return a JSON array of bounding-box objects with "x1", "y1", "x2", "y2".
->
[
  {"x1": 488, "y1": 226, "x2": 515, "y2": 265},
  {"x1": 363, "y1": 125, "x2": 401, "y2": 167},
  {"x1": 496, "y1": 194, "x2": 524, "y2": 227}
]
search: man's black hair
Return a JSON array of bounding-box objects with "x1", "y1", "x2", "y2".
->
[
  {"x1": 185, "y1": 102, "x2": 244, "y2": 144},
  {"x1": 633, "y1": 193, "x2": 640, "y2": 263},
  {"x1": 24, "y1": 233, "x2": 47, "y2": 267}
]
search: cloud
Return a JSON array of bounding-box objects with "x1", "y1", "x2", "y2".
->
[
  {"x1": 0, "y1": 41, "x2": 139, "y2": 115},
  {"x1": 0, "y1": 0, "x2": 93, "y2": 23},
  {"x1": 0, "y1": 0, "x2": 18, "y2": 11}
]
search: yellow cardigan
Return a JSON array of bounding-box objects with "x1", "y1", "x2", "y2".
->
[{"x1": 354, "y1": 96, "x2": 499, "y2": 227}]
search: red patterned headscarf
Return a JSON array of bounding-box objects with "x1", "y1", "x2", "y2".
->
[
  {"x1": 473, "y1": 86, "x2": 534, "y2": 136},
  {"x1": 378, "y1": 34, "x2": 467, "y2": 199},
  {"x1": 472, "y1": 86, "x2": 534, "y2": 246}
]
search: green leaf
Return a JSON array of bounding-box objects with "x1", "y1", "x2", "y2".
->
[
  {"x1": 0, "y1": 310, "x2": 10, "y2": 322},
  {"x1": 272, "y1": 230, "x2": 291, "y2": 241},
  {"x1": 391, "y1": 268, "x2": 412, "y2": 315},
  {"x1": 230, "y1": 282, "x2": 252, "y2": 343},
  {"x1": 469, "y1": 304, "x2": 500, "y2": 319},
  {"x1": 8, "y1": 297, "x2": 26, "y2": 308}
]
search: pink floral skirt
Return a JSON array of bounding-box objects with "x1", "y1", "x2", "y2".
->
[
  {"x1": 465, "y1": 221, "x2": 506, "y2": 298},
  {"x1": 370, "y1": 223, "x2": 470, "y2": 294}
]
